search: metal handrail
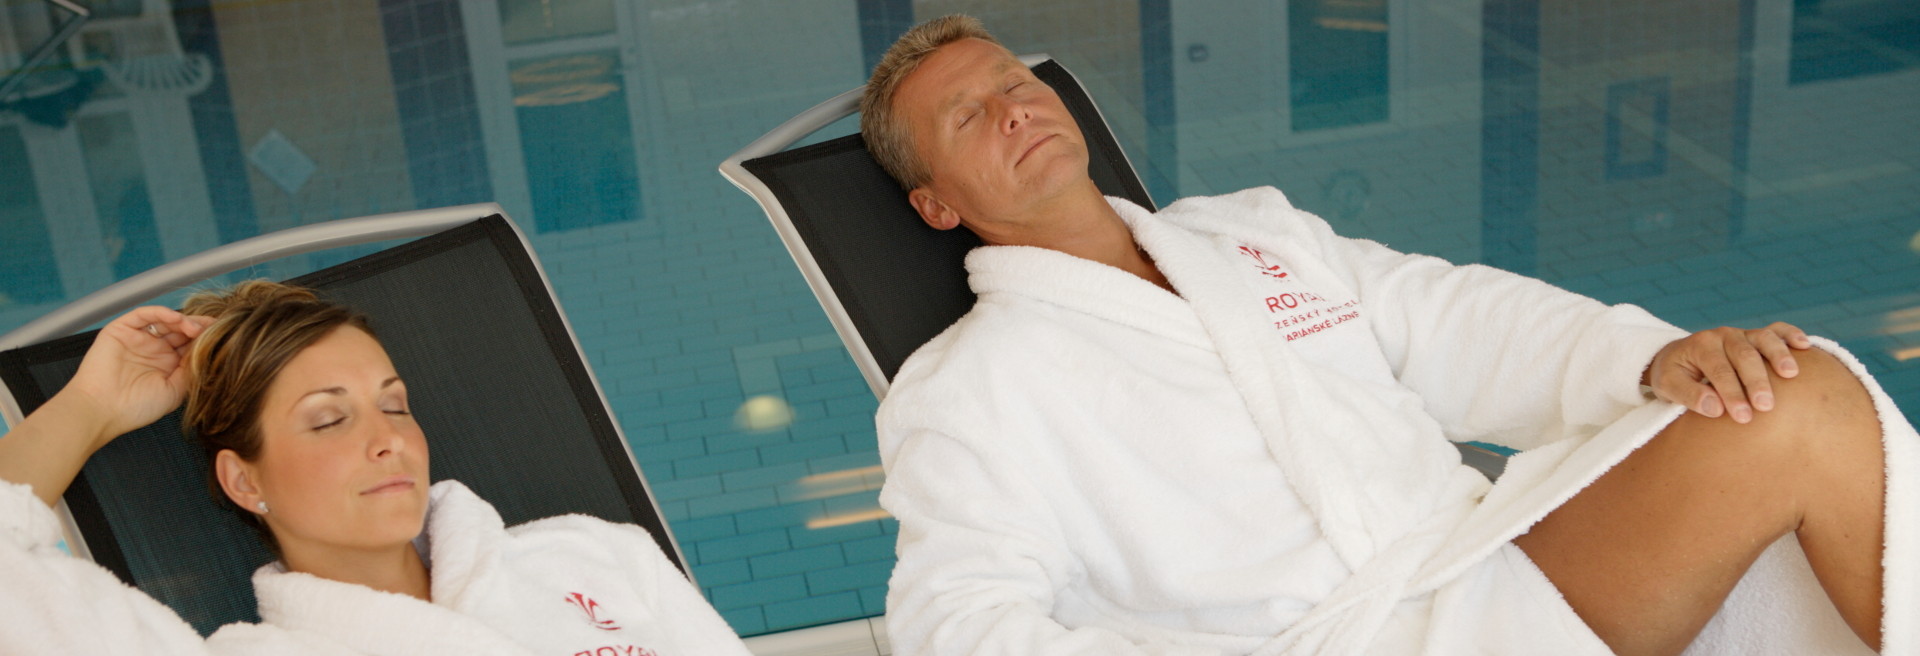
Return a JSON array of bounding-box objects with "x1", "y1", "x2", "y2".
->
[{"x1": 0, "y1": 0, "x2": 92, "y2": 103}]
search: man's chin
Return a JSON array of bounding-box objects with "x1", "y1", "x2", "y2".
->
[{"x1": 1024, "y1": 153, "x2": 1094, "y2": 193}]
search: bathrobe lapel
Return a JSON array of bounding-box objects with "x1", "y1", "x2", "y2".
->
[
  {"x1": 967, "y1": 244, "x2": 1213, "y2": 353},
  {"x1": 252, "y1": 572, "x2": 531, "y2": 655},
  {"x1": 249, "y1": 483, "x2": 534, "y2": 656},
  {"x1": 1120, "y1": 198, "x2": 1409, "y2": 569},
  {"x1": 1117, "y1": 198, "x2": 1495, "y2": 653}
]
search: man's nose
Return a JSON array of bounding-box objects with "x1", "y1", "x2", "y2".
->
[{"x1": 994, "y1": 96, "x2": 1032, "y2": 134}]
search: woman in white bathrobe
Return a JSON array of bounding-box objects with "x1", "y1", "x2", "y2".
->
[{"x1": 0, "y1": 281, "x2": 752, "y2": 656}]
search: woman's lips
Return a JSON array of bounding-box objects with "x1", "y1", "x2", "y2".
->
[{"x1": 361, "y1": 475, "x2": 416, "y2": 495}]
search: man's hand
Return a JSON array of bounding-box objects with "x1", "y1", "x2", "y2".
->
[{"x1": 1645, "y1": 323, "x2": 1812, "y2": 423}]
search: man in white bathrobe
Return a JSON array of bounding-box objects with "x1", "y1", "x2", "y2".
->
[{"x1": 862, "y1": 15, "x2": 1904, "y2": 655}]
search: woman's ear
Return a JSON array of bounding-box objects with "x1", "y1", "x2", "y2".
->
[
  {"x1": 908, "y1": 187, "x2": 961, "y2": 231},
  {"x1": 214, "y1": 449, "x2": 264, "y2": 514}
]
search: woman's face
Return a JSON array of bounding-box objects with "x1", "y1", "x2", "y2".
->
[{"x1": 238, "y1": 325, "x2": 430, "y2": 554}]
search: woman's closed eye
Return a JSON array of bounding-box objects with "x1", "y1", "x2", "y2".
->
[{"x1": 383, "y1": 391, "x2": 410, "y2": 415}]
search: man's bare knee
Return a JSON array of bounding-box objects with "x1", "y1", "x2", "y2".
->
[
  {"x1": 1630, "y1": 348, "x2": 1875, "y2": 523},
  {"x1": 1777, "y1": 348, "x2": 1873, "y2": 414},
  {"x1": 1683, "y1": 348, "x2": 1869, "y2": 436},
  {"x1": 1708, "y1": 347, "x2": 1883, "y2": 522},
  {"x1": 1752, "y1": 348, "x2": 1879, "y2": 457}
]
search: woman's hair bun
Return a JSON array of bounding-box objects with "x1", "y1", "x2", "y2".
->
[{"x1": 181, "y1": 280, "x2": 321, "y2": 321}]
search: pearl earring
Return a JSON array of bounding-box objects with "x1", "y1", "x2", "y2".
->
[{"x1": 256, "y1": 501, "x2": 269, "y2": 514}]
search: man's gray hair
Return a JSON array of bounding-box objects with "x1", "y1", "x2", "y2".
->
[{"x1": 859, "y1": 14, "x2": 1003, "y2": 190}]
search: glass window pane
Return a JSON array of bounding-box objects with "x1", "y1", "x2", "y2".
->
[
  {"x1": 0, "y1": 125, "x2": 59, "y2": 306},
  {"x1": 1289, "y1": 0, "x2": 1388, "y2": 132},
  {"x1": 1790, "y1": 0, "x2": 1920, "y2": 84},
  {"x1": 76, "y1": 113, "x2": 162, "y2": 280},
  {"x1": 497, "y1": 0, "x2": 614, "y2": 46},
  {"x1": 509, "y1": 50, "x2": 638, "y2": 232}
]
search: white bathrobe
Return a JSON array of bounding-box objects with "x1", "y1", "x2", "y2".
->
[
  {"x1": 0, "y1": 478, "x2": 750, "y2": 656},
  {"x1": 0, "y1": 479, "x2": 208, "y2": 654},
  {"x1": 875, "y1": 187, "x2": 1917, "y2": 655}
]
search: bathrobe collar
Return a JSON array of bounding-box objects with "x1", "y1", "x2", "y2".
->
[
  {"x1": 966, "y1": 243, "x2": 1213, "y2": 352},
  {"x1": 961, "y1": 197, "x2": 1412, "y2": 568},
  {"x1": 250, "y1": 481, "x2": 534, "y2": 655}
]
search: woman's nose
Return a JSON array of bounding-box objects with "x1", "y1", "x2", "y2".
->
[{"x1": 369, "y1": 416, "x2": 406, "y2": 459}]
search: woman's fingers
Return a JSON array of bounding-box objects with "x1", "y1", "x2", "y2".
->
[
  {"x1": 113, "y1": 306, "x2": 183, "y2": 333},
  {"x1": 160, "y1": 328, "x2": 191, "y2": 349},
  {"x1": 112, "y1": 310, "x2": 217, "y2": 365}
]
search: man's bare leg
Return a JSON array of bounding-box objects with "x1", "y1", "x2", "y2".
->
[{"x1": 1514, "y1": 348, "x2": 1885, "y2": 655}]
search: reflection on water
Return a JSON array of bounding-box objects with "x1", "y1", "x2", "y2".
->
[
  {"x1": 509, "y1": 53, "x2": 616, "y2": 106},
  {"x1": 789, "y1": 464, "x2": 883, "y2": 502},
  {"x1": 807, "y1": 507, "x2": 891, "y2": 531},
  {"x1": 508, "y1": 49, "x2": 637, "y2": 232},
  {"x1": 733, "y1": 394, "x2": 795, "y2": 432}
]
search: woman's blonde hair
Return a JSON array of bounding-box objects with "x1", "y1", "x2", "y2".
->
[
  {"x1": 859, "y1": 14, "x2": 1002, "y2": 190},
  {"x1": 181, "y1": 280, "x2": 373, "y2": 552}
]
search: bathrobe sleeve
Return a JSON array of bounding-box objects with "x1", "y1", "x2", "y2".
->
[
  {"x1": 0, "y1": 479, "x2": 209, "y2": 655},
  {"x1": 880, "y1": 428, "x2": 1219, "y2": 656},
  {"x1": 1265, "y1": 189, "x2": 1688, "y2": 450}
]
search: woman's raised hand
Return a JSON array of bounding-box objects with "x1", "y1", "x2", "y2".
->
[
  {"x1": 2, "y1": 307, "x2": 212, "y2": 505},
  {"x1": 58, "y1": 307, "x2": 214, "y2": 448}
]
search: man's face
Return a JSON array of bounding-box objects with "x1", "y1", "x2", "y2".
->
[{"x1": 895, "y1": 38, "x2": 1090, "y2": 236}]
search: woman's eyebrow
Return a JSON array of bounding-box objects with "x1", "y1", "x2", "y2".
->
[
  {"x1": 297, "y1": 387, "x2": 347, "y2": 402},
  {"x1": 293, "y1": 377, "x2": 402, "y2": 405}
]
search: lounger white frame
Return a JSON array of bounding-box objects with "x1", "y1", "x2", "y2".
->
[{"x1": 0, "y1": 204, "x2": 689, "y2": 576}]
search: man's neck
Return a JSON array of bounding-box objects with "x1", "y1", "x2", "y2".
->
[
  {"x1": 282, "y1": 540, "x2": 431, "y2": 601},
  {"x1": 973, "y1": 183, "x2": 1174, "y2": 293}
]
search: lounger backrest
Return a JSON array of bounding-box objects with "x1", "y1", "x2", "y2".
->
[
  {"x1": 0, "y1": 212, "x2": 683, "y2": 636},
  {"x1": 723, "y1": 58, "x2": 1155, "y2": 398}
]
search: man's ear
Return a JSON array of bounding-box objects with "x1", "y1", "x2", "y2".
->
[
  {"x1": 214, "y1": 449, "x2": 264, "y2": 514},
  {"x1": 908, "y1": 187, "x2": 961, "y2": 231}
]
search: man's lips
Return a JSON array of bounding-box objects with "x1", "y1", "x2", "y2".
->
[
  {"x1": 361, "y1": 475, "x2": 416, "y2": 495},
  {"x1": 1016, "y1": 134, "x2": 1056, "y2": 165}
]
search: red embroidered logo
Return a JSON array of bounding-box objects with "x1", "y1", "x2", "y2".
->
[
  {"x1": 565, "y1": 592, "x2": 621, "y2": 631},
  {"x1": 1237, "y1": 245, "x2": 1290, "y2": 279}
]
